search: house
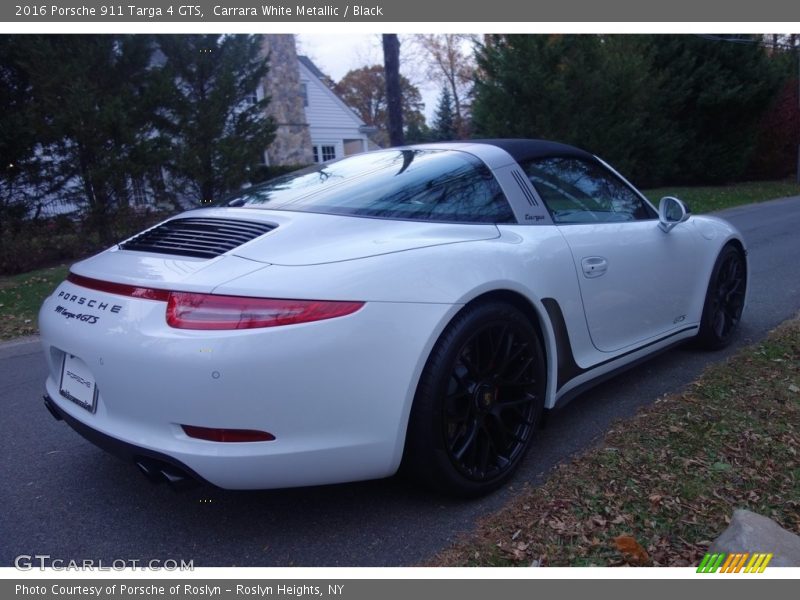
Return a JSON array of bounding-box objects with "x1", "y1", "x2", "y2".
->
[
  {"x1": 298, "y1": 55, "x2": 376, "y2": 162},
  {"x1": 260, "y1": 35, "x2": 375, "y2": 167}
]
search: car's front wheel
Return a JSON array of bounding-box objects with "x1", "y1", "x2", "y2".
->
[
  {"x1": 403, "y1": 301, "x2": 546, "y2": 497},
  {"x1": 696, "y1": 244, "x2": 747, "y2": 350}
]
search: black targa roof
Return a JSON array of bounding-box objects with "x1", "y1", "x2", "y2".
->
[{"x1": 470, "y1": 139, "x2": 596, "y2": 163}]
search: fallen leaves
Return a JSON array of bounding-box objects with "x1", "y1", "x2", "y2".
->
[{"x1": 613, "y1": 535, "x2": 650, "y2": 566}]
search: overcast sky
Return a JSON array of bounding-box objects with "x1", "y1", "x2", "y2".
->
[{"x1": 296, "y1": 33, "x2": 441, "y2": 121}]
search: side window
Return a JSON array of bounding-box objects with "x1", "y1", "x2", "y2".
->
[
  {"x1": 300, "y1": 82, "x2": 308, "y2": 107},
  {"x1": 522, "y1": 157, "x2": 655, "y2": 223}
]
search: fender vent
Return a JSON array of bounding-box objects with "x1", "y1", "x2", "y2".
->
[{"x1": 119, "y1": 218, "x2": 275, "y2": 259}]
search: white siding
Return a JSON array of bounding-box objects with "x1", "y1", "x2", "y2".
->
[{"x1": 298, "y1": 61, "x2": 369, "y2": 162}]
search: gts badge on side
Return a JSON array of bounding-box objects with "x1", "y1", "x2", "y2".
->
[{"x1": 673, "y1": 314, "x2": 687, "y2": 324}]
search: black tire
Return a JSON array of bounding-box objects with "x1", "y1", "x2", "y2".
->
[
  {"x1": 696, "y1": 244, "x2": 747, "y2": 350},
  {"x1": 402, "y1": 301, "x2": 546, "y2": 498}
]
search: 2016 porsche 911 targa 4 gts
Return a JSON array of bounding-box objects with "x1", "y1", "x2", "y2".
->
[{"x1": 39, "y1": 140, "x2": 748, "y2": 496}]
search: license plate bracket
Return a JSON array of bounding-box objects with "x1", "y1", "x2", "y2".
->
[{"x1": 59, "y1": 354, "x2": 98, "y2": 413}]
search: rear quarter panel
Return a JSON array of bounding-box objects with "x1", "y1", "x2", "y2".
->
[{"x1": 212, "y1": 226, "x2": 583, "y2": 410}]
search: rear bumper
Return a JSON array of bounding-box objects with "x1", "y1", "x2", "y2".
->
[{"x1": 43, "y1": 394, "x2": 207, "y2": 487}]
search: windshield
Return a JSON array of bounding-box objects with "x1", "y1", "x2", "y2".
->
[{"x1": 226, "y1": 149, "x2": 515, "y2": 224}]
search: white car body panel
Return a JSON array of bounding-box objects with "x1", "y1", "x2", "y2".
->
[
  {"x1": 556, "y1": 220, "x2": 701, "y2": 352},
  {"x1": 38, "y1": 140, "x2": 748, "y2": 490}
]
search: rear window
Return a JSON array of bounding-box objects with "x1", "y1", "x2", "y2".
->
[{"x1": 227, "y1": 149, "x2": 515, "y2": 224}]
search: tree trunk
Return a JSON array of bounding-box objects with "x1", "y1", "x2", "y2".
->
[
  {"x1": 449, "y1": 75, "x2": 463, "y2": 138},
  {"x1": 382, "y1": 34, "x2": 404, "y2": 146},
  {"x1": 78, "y1": 145, "x2": 113, "y2": 245}
]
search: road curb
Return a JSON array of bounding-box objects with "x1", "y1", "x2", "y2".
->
[{"x1": 0, "y1": 335, "x2": 41, "y2": 360}]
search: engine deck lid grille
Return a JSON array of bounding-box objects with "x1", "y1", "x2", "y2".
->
[{"x1": 119, "y1": 217, "x2": 275, "y2": 259}]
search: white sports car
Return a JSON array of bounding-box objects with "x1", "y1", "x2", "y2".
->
[{"x1": 39, "y1": 140, "x2": 747, "y2": 496}]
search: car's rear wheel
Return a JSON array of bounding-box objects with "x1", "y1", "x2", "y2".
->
[
  {"x1": 696, "y1": 244, "x2": 747, "y2": 350},
  {"x1": 403, "y1": 301, "x2": 546, "y2": 497}
]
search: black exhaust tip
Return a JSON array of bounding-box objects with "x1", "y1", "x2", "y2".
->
[
  {"x1": 136, "y1": 458, "x2": 165, "y2": 484},
  {"x1": 136, "y1": 458, "x2": 198, "y2": 491},
  {"x1": 43, "y1": 395, "x2": 63, "y2": 421},
  {"x1": 160, "y1": 466, "x2": 198, "y2": 491}
]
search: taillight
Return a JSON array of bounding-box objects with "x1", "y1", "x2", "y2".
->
[
  {"x1": 167, "y1": 292, "x2": 363, "y2": 330},
  {"x1": 67, "y1": 272, "x2": 364, "y2": 330}
]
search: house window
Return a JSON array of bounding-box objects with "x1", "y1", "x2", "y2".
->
[
  {"x1": 313, "y1": 145, "x2": 337, "y2": 163},
  {"x1": 321, "y1": 145, "x2": 336, "y2": 161},
  {"x1": 300, "y1": 83, "x2": 308, "y2": 107}
]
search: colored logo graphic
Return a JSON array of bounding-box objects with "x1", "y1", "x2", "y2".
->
[{"x1": 697, "y1": 552, "x2": 773, "y2": 573}]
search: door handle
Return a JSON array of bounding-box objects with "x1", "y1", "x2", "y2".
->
[{"x1": 581, "y1": 256, "x2": 608, "y2": 278}]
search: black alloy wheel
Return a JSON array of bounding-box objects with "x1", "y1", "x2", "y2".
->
[
  {"x1": 697, "y1": 245, "x2": 747, "y2": 350},
  {"x1": 403, "y1": 301, "x2": 546, "y2": 497}
]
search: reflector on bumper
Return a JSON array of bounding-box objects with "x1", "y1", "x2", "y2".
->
[{"x1": 181, "y1": 425, "x2": 276, "y2": 443}]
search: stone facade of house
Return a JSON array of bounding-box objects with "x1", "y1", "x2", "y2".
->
[{"x1": 260, "y1": 35, "x2": 314, "y2": 166}]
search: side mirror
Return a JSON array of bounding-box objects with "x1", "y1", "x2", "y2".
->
[{"x1": 658, "y1": 196, "x2": 691, "y2": 233}]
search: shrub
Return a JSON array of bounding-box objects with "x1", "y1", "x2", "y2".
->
[{"x1": 0, "y1": 208, "x2": 172, "y2": 275}]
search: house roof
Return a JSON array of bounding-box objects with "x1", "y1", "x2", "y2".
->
[
  {"x1": 297, "y1": 55, "x2": 328, "y2": 81},
  {"x1": 296, "y1": 55, "x2": 367, "y2": 129}
]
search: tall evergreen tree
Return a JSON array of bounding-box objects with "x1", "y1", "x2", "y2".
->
[
  {"x1": 16, "y1": 35, "x2": 170, "y2": 241},
  {"x1": 413, "y1": 34, "x2": 476, "y2": 137},
  {"x1": 432, "y1": 86, "x2": 456, "y2": 140},
  {"x1": 647, "y1": 35, "x2": 786, "y2": 183},
  {"x1": 472, "y1": 35, "x2": 658, "y2": 182},
  {"x1": 158, "y1": 34, "x2": 276, "y2": 205},
  {"x1": 472, "y1": 34, "x2": 786, "y2": 186},
  {"x1": 0, "y1": 36, "x2": 39, "y2": 240},
  {"x1": 404, "y1": 119, "x2": 432, "y2": 144}
]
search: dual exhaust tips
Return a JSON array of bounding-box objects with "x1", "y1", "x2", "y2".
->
[{"x1": 135, "y1": 458, "x2": 198, "y2": 491}]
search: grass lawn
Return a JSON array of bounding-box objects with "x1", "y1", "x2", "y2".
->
[
  {"x1": 431, "y1": 315, "x2": 800, "y2": 567},
  {"x1": 644, "y1": 179, "x2": 800, "y2": 214},
  {"x1": 0, "y1": 264, "x2": 69, "y2": 341}
]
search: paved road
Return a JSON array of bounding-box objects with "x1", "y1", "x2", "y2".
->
[{"x1": 2, "y1": 197, "x2": 799, "y2": 567}]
